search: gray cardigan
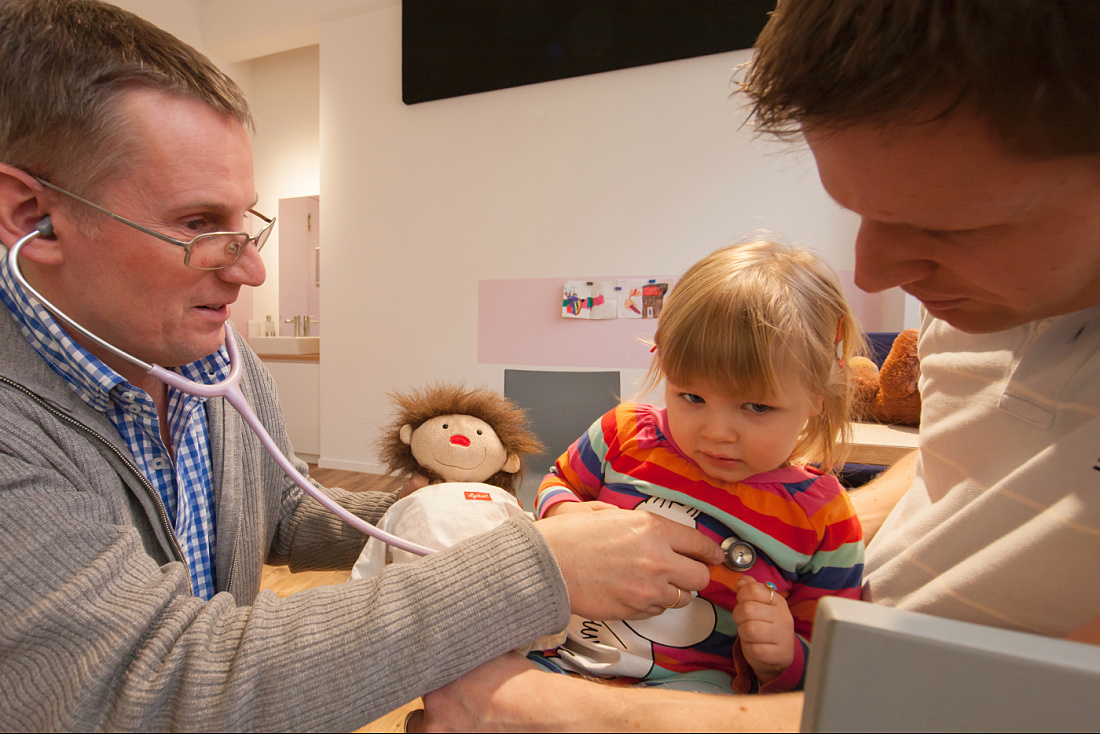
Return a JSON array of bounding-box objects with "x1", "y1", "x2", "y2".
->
[{"x1": 0, "y1": 310, "x2": 569, "y2": 731}]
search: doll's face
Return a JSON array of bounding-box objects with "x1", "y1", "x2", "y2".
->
[{"x1": 404, "y1": 414, "x2": 510, "y2": 483}]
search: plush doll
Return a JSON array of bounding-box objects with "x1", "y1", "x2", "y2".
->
[
  {"x1": 352, "y1": 383, "x2": 545, "y2": 579},
  {"x1": 376, "y1": 382, "x2": 544, "y2": 494},
  {"x1": 850, "y1": 329, "x2": 922, "y2": 427},
  {"x1": 350, "y1": 384, "x2": 561, "y2": 653}
]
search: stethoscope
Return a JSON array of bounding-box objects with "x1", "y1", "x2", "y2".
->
[
  {"x1": 7, "y1": 217, "x2": 437, "y2": 557},
  {"x1": 721, "y1": 535, "x2": 757, "y2": 571}
]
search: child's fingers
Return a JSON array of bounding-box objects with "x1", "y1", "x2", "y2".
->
[
  {"x1": 741, "y1": 638, "x2": 794, "y2": 670},
  {"x1": 734, "y1": 578, "x2": 778, "y2": 606},
  {"x1": 732, "y1": 581, "x2": 787, "y2": 630}
]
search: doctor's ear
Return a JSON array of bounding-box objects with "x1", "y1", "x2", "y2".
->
[{"x1": 0, "y1": 163, "x2": 61, "y2": 259}]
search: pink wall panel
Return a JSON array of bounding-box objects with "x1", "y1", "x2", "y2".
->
[
  {"x1": 478, "y1": 272, "x2": 889, "y2": 368},
  {"x1": 479, "y1": 278, "x2": 660, "y2": 368}
]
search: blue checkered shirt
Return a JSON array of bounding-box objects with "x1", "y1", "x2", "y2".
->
[{"x1": 0, "y1": 253, "x2": 224, "y2": 600}]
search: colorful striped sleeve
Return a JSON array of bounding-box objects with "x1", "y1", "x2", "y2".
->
[
  {"x1": 754, "y1": 475, "x2": 864, "y2": 693},
  {"x1": 534, "y1": 408, "x2": 616, "y2": 518}
]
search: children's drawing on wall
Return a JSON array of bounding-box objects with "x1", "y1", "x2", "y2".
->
[
  {"x1": 642, "y1": 281, "x2": 669, "y2": 318},
  {"x1": 562, "y1": 281, "x2": 616, "y2": 319},
  {"x1": 562, "y1": 281, "x2": 587, "y2": 318},
  {"x1": 616, "y1": 280, "x2": 645, "y2": 319},
  {"x1": 562, "y1": 279, "x2": 671, "y2": 320}
]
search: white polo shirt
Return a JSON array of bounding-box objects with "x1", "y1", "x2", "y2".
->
[{"x1": 863, "y1": 305, "x2": 1100, "y2": 637}]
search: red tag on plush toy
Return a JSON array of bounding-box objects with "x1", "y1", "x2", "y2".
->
[{"x1": 464, "y1": 491, "x2": 492, "y2": 501}]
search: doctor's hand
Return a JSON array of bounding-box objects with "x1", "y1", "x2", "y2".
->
[
  {"x1": 537, "y1": 507, "x2": 721, "y2": 620},
  {"x1": 732, "y1": 578, "x2": 795, "y2": 685}
]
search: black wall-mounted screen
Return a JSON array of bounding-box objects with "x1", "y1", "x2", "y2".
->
[{"x1": 402, "y1": 0, "x2": 774, "y2": 105}]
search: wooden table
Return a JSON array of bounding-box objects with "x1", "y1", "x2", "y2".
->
[{"x1": 848, "y1": 421, "x2": 919, "y2": 466}]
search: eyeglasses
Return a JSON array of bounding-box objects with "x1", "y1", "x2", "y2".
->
[{"x1": 31, "y1": 175, "x2": 275, "y2": 271}]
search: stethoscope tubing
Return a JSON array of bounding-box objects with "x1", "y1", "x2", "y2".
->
[{"x1": 8, "y1": 222, "x2": 436, "y2": 557}]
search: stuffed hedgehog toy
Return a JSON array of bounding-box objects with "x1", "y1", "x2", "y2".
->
[
  {"x1": 349, "y1": 383, "x2": 563, "y2": 653},
  {"x1": 350, "y1": 383, "x2": 544, "y2": 576}
]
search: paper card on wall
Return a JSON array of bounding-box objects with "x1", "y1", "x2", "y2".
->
[
  {"x1": 562, "y1": 281, "x2": 617, "y2": 319},
  {"x1": 562, "y1": 281, "x2": 590, "y2": 318},
  {"x1": 589, "y1": 281, "x2": 617, "y2": 319},
  {"x1": 642, "y1": 281, "x2": 669, "y2": 319},
  {"x1": 616, "y1": 280, "x2": 645, "y2": 319}
]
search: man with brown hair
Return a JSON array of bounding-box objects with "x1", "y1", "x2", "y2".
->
[
  {"x1": 420, "y1": 1, "x2": 1100, "y2": 729},
  {"x1": 0, "y1": 1, "x2": 721, "y2": 729}
]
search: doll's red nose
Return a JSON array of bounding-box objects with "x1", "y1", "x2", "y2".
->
[{"x1": 450, "y1": 435, "x2": 471, "y2": 447}]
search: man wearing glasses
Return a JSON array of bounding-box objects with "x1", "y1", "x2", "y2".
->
[{"x1": 0, "y1": 1, "x2": 720, "y2": 730}]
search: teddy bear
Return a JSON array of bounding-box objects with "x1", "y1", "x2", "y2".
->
[{"x1": 850, "y1": 329, "x2": 922, "y2": 427}]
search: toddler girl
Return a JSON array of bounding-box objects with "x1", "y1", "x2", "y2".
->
[{"x1": 533, "y1": 239, "x2": 865, "y2": 694}]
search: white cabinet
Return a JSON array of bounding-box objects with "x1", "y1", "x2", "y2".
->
[{"x1": 262, "y1": 358, "x2": 320, "y2": 461}]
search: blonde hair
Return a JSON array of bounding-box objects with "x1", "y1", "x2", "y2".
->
[{"x1": 642, "y1": 238, "x2": 866, "y2": 473}]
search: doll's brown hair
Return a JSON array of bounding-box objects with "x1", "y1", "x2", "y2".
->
[{"x1": 378, "y1": 383, "x2": 544, "y2": 493}]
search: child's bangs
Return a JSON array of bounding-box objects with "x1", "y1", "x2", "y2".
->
[{"x1": 660, "y1": 302, "x2": 800, "y2": 399}]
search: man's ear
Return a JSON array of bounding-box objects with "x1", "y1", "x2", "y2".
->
[
  {"x1": 0, "y1": 163, "x2": 63, "y2": 265},
  {"x1": 399, "y1": 424, "x2": 414, "y2": 446},
  {"x1": 501, "y1": 453, "x2": 521, "y2": 474}
]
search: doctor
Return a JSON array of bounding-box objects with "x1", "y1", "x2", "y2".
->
[{"x1": 0, "y1": 1, "x2": 720, "y2": 730}]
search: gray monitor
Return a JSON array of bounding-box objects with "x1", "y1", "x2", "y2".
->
[{"x1": 802, "y1": 597, "x2": 1100, "y2": 732}]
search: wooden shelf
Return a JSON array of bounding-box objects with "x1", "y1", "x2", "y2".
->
[
  {"x1": 255, "y1": 352, "x2": 319, "y2": 363},
  {"x1": 848, "y1": 421, "x2": 919, "y2": 466}
]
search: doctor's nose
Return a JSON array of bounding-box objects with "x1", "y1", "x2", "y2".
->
[{"x1": 219, "y1": 242, "x2": 266, "y2": 288}]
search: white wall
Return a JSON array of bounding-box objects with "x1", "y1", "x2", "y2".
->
[
  {"x1": 113, "y1": 0, "x2": 251, "y2": 91},
  {"x1": 318, "y1": 5, "x2": 862, "y2": 472}
]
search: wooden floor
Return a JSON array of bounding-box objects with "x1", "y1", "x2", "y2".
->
[
  {"x1": 258, "y1": 466, "x2": 422, "y2": 732},
  {"x1": 259, "y1": 466, "x2": 396, "y2": 596}
]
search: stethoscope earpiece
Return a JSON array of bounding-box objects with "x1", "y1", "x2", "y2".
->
[{"x1": 35, "y1": 215, "x2": 53, "y2": 238}]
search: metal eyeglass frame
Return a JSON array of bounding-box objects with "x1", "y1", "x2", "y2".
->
[{"x1": 31, "y1": 174, "x2": 275, "y2": 270}]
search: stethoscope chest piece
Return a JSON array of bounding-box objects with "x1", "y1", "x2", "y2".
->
[{"x1": 721, "y1": 535, "x2": 757, "y2": 571}]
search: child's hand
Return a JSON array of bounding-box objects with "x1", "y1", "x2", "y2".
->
[
  {"x1": 543, "y1": 500, "x2": 617, "y2": 518},
  {"x1": 732, "y1": 578, "x2": 795, "y2": 686}
]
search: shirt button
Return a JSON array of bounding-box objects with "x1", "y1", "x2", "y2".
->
[
  {"x1": 128, "y1": 403, "x2": 143, "y2": 415},
  {"x1": 150, "y1": 457, "x2": 168, "y2": 471}
]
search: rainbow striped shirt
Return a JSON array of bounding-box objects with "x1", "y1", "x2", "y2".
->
[{"x1": 535, "y1": 403, "x2": 864, "y2": 693}]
